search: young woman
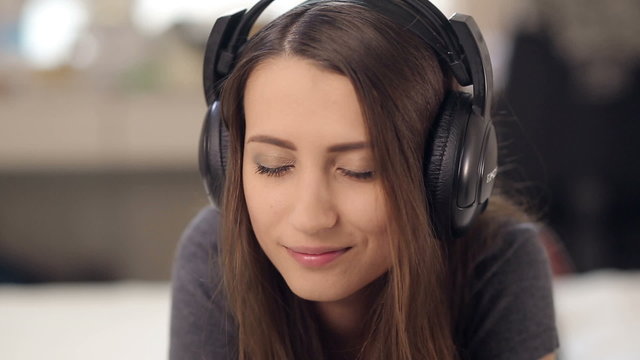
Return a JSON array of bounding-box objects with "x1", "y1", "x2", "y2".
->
[{"x1": 170, "y1": 1, "x2": 559, "y2": 359}]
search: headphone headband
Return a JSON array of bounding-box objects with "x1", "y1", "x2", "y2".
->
[
  {"x1": 204, "y1": 0, "x2": 493, "y2": 114},
  {"x1": 450, "y1": 14, "x2": 493, "y2": 118}
]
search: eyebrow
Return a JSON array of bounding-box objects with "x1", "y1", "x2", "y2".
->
[{"x1": 246, "y1": 135, "x2": 370, "y2": 153}]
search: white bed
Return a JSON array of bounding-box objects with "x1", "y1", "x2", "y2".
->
[
  {"x1": 0, "y1": 282, "x2": 170, "y2": 360},
  {"x1": 0, "y1": 271, "x2": 638, "y2": 360},
  {"x1": 553, "y1": 271, "x2": 640, "y2": 360}
]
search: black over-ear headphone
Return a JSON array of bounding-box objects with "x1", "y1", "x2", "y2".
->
[{"x1": 199, "y1": 0, "x2": 498, "y2": 240}]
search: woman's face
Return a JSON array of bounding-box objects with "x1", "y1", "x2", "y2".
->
[{"x1": 242, "y1": 56, "x2": 392, "y2": 302}]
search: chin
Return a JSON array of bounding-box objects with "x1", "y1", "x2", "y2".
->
[{"x1": 284, "y1": 278, "x2": 356, "y2": 302}]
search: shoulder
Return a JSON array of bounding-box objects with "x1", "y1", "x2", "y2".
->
[
  {"x1": 171, "y1": 205, "x2": 223, "y2": 305},
  {"x1": 464, "y1": 222, "x2": 560, "y2": 360},
  {"x1": 170, "y1": 206, "x2": 237, "y2": 359},
  {"x1": 178, "y1": 205, "x2": 221, "y2": 255},
  {"x1": 472, "y1": 222, "x2": 550, "y2": 290}
]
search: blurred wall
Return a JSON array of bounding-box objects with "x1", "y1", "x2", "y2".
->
[
  {"x1": 2, "y1": 0, "x2": 637, "y2": 282},
  {"x1": 0, "y1": 0, "x2": 210, "y2": 282}
]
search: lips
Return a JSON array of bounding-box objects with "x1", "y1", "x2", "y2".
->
[
  {"x1": 286, "y1": 246, "x2": 351, "y2": 255},
  {"x1": 285, "y1": 246, "x2": 352, "y2": 267}
]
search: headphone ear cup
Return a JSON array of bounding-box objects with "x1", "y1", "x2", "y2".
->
[
  {"x1": 199, "y1": 101, "x2": 228, "y2": 209},
  {"x1": 425, "y1": 92, "x2": 472, "y2": 239}
]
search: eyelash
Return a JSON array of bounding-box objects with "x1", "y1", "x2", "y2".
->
[
  {"x1": 254, "y1": 164, "x2": 374, "y2": 180},
  {"x1": 340, "y1": 168, "x2": 375, "y2": 180},
  {"x1": 255, "y1": 164, "x2": 293, "y2": 177}
]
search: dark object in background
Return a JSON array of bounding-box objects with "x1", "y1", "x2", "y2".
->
[
  {"x1": 503, "y1": 26, "x2": 640, "y2": 271},
  {"x1": 0, "y1": 257, "x2": 41, "y2": 283}
]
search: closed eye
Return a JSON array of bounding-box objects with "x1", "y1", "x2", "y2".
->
[
  {"x1": 338, "y1": 168, "x2": 375, "y2": 180},
  {"x1": 255, "y1": 164, "x2": 292, "y2": 177}
]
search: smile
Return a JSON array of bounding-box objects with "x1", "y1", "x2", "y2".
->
[{"x1": 285, "y1": 246, "x2": 352, "y2": 267}]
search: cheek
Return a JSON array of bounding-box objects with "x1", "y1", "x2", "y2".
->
[
  {"x1": 340, "y1": 185, "x2": 392, "y2": 272},
  {"x1": 242, "y1": 163, "x2": 288, "y2": 238},
  {"x1": 338, "y1": 183, "x2": 388, "y2": 235}
]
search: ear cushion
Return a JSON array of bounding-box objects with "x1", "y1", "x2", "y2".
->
[
  {"x1": 425, "y1": 91, "x2": 473, "y2": 239},
  {"x1": 199, "y1": 101, "x2": 229, "y2": 209}
]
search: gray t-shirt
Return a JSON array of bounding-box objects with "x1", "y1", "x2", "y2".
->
[{"x1": 169, "y1": 206, "x2": 559, "y2": 359}]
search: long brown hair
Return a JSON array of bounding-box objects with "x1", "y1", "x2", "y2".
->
[{"x1": 218, "y1": 1, "x2": 532, "y2": 359}]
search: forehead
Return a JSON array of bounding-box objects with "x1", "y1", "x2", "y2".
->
[{"x1": 243, "y1": 56, "x2": 368, "y2": 145}]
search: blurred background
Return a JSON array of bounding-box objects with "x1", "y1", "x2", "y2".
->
[{"x1": 0, "y1": 0, "x2": 638, "y2": 359}]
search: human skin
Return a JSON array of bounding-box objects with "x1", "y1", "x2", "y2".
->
[{"x1": 242, "y1": 55, "x2": 392, "y2": 341}]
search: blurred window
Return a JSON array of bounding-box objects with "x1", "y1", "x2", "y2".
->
[
  {"x1": 131, "y1": 0, "x2": 456, "y2": 35},
  {"x1": 19, "y1": 0, "x2": 89, "y2": 69}
]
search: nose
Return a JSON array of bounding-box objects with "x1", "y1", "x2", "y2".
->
[{"x1": 288, "y1": 171, "x2": 338, "y2": 235}]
